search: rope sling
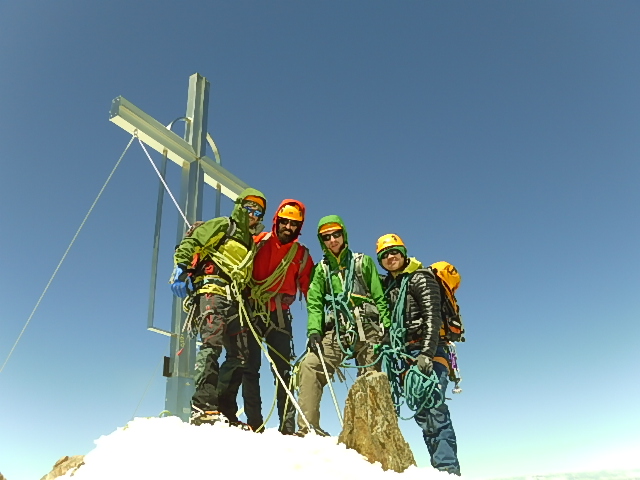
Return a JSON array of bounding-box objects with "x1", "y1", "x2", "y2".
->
[
  {"x1": 379, "y1": 273, "x2": 444, "y2": 420},
  {"x1": 249, "y1": 240, "x2": 299, "y2": 334}
]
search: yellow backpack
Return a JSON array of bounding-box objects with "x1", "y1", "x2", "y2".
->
[{"x1": 430, "y1": 261, "x2": 465, "y2": 342}]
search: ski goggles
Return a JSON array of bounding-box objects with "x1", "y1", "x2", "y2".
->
[
  {"x1": 380, "y1": 248, "x2": 402, "y2": 260},
  {"x1": 243, "y1": 206, "x2": 264, "y2": 218},
  {"x1": 321, "y1": 230, "x2": 343, "y2": 242}
]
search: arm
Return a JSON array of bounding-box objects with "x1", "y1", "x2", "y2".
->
[
  {"x1": 173, "y1": 217, "x2": 229, "y2": 266},
  {"x1": 306, "y1": 262, "x2": 327, "y2": 336},
  {"x1": 297, "y1": 247, "x2": 314, "y2": 300},
  {"x1": 361, "y1": 255, "x2": 392, "y2": 329},
  {"x1": 411, "y1": 270, "x2": 443, "y2": 358}
]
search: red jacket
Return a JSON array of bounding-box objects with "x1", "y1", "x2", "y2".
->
[{"x1": 252, "y1": 199, "x2": 314, "y2": 311}]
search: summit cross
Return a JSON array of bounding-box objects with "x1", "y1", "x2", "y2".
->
[{"x1": 109, "y1": 73, "x2": 250, "y2": 421}]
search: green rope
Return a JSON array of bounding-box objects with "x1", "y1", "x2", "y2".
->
[
  {"x1": 324, "y1": 251, "x2": 361, "y2": 360},
  {"x1": 320, "y1": 252, "x2": 387, "y2": 371},
  {"x1": 250, "y1": 242, "x2": 299, "y2": 314}
]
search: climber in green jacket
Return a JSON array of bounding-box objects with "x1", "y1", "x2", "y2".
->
[
  {"x1": 296, "y1": 215, "x2": 391, "y2": 436},
  {"x1": 171, "y1": 187, "x2": 267, "y2": 427}
]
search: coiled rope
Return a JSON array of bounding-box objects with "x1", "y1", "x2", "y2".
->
[
  {"x1": 323, "y1": 252, "x2": 383, "y2": 370},
  {"x1": 380, "y1": 274, "x2": 444, "y2": 419}
]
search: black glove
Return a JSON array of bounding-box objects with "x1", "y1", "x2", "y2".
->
[
  {"x1": 380, "y1": 328, "x2": 391, "y2": 347},
  {"x1": 307, "y1": 333, "x2": 323, "y2": 355},
  {"x1": 416, "y1": 354, "x2": 433, "y2": 375}
]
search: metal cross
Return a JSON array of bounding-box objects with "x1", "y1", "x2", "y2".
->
[{"x1": 109, "y1": 73, "x2": 249, "y2": 421}]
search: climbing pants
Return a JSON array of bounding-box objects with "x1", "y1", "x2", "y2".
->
[
  {"x1": 243, "y1": 309, "x2": 295, "y2": 433},
  {"x1": 191, "y1": 293, "x2": 250, "y2": 421},
  {"x1": 413, "y1": 346, "x2": 461, "y2": 475},
  {"x1": 297, "y1": 325, "x2": 382, "y2": 433}
]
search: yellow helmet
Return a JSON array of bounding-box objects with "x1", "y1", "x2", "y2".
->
[
  {"x1": 277, "y1": 204, "x2": 303, "y2": 222},
  {"x1": 376, "y1": 233, "x2": 405, "y2": 254},
  {"x1": 430, "y1": 261, "x2": 461, "y2": 292}
]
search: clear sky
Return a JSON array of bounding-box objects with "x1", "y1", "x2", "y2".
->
[{"x1": 1, "y1": 2, "x2": 639, "y2": 480}]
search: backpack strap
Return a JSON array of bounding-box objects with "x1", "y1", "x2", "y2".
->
[
  {"x1": 295, "y1": 244, "x2": 310, "y2": 301},
  {"x1": 353, "y1": 253, "x2": 370, "y2": 296},
  {"x1": 256, "y1": 231, "x2": 272, "y2": 251},
  {"x1": 211, "y1": 217, "x2": 237, "y2": 251}
]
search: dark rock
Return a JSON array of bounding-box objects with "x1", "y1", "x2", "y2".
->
[
  {"x1": 338, "y1": 371, "x2": 416, "y2": 473},
  {"x1": 40, "y1": 455, "x2": 85, "y2": 480}
]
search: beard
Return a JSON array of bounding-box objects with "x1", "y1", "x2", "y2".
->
[{"x1": 278, "y1": 228, "x2": 296, "y2": 244}]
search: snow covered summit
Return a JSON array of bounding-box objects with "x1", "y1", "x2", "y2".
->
[{"x1": 57, "y1": 416, "x2": 457, "y2": 480}]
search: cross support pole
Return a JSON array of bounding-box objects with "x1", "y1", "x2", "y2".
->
[{"x1": 109, "y1": 73, "x2": 250, "y2": 421}]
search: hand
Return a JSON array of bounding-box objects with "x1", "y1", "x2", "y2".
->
[
  {"x1": 307, "y1": 333, "x2": 323, "y2": 355},
  {"x1": 416, "y1": 354, "x2": 433, "y2": 375},
  {"x1": 281, "y1": 294, "x2": 296, "y2": 306},
  {"x1": 170, "y1": 264, "x2": 193, "y2": 298}
]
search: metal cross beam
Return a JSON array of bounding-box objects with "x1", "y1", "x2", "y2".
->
[
  {"x1": 109, "y1": 94, "x2": 248, "y2": 199},
  {"x1": 109, "y1": 73, "x2": 249, "y2": 421}
]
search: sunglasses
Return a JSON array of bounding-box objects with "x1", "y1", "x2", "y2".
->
[
  {"x1": 279, "y1": 218, "x2": 301, "y2": 228},
  {"x1": 380, "y1": 248, "x2": 402, "y2": 260},
  {"x1": 243, "y1": 206, "x2": 264, "y2": 218},
  {"x1": 321, "y1": 231, "x2": 343, "y2": 242}
]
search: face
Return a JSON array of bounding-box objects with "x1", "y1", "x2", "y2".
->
[
  {"x1": 242, "y1": 203, "x2": 264, "y2": 229},
  {"x1": 277, "y1": 218, "x2": 301, "y2": 244},
  {"x1": 380, "y1": 248, "x2": 405, "y2": 273},
  {"x1": 321, "y1": 230, "x2": 345, "y2": 255}
]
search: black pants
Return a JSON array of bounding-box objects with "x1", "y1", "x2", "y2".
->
[
  {"x1": 243, "y1": 309, "x2": 296, "y2": 433},
  {"x1": 191, "y1": 293, "x2": 249, "y2": 422}
]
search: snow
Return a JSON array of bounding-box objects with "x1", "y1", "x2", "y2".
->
[{"x1": 59, "y1": 416, "x2": 458, "y2": 480}]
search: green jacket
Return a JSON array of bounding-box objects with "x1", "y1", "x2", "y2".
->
[
  {"x1": 173, "y1": 187, "x2": 266, "y2": 293},
  {"x1": 306, "y1": 215, "x2": 391, "y2": 336}
]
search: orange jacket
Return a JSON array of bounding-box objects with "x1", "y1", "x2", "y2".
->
[{"x1": 252, "y1": 199, "x2": 314, "y2": 311}]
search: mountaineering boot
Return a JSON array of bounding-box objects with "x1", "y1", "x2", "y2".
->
[
  {"x1": 190, "y1": 407, "x2": 229, "y2": 426},
  {"x1": 294, "y1": 426, "x2": 330, "y2": 437},
  {"x1": 229, "y1": 420, "x2": 254, "y2": 432}
]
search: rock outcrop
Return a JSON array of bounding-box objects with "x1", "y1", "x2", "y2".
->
[
  {"x1": 39, "y1": 455, "x2": 85, "y2": 480},
  {"x1": 338, "y1": 371, "x2": 416, "y2": 473}
]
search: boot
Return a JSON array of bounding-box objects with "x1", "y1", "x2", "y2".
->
[{"x1": 190, "y1": 407, "x2": 229, "y2": 426}]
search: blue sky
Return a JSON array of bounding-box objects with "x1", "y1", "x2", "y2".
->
[{"x1": 1, "y1": 2, "x2": 639, "y2": 479}]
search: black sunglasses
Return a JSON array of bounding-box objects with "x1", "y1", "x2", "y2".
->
[
  {"x1": 279, "y1": 218, "x2": 301, "y2": 228},
  {"x1": 321, "y1": 231, "x2": 343, "y2": 242},
  {"x1": 380, "y1": 248, "x2": 402, "y2": 260}
]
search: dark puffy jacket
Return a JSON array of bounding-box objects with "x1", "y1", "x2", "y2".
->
[{"x1": 382, "y1": 257, "x2": 443, "y2": 358}]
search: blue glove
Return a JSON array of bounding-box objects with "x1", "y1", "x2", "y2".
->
[{"x1": 170, "y1": 264, "x2": 193, "y2": 298}]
